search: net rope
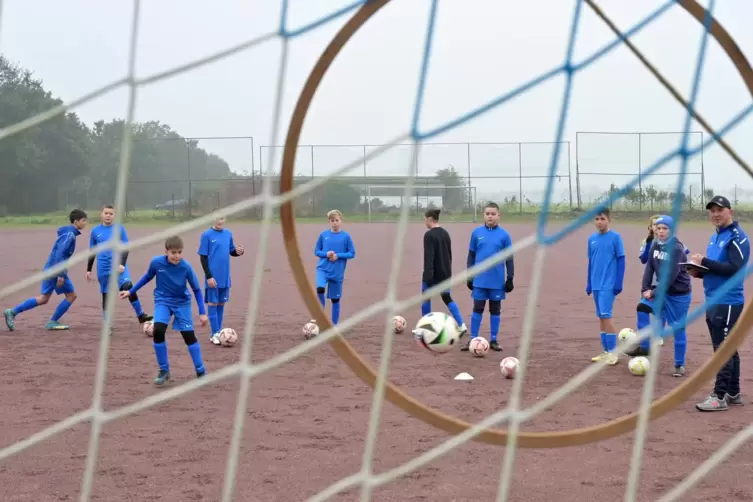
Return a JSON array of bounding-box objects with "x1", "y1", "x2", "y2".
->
[{"x1": 0, "y1": 1, "x2": 752, "y2": 501}]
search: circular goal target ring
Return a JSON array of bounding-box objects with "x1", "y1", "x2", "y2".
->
[{"x1": 279, "y1": 0, "x2": 753, "y2": 448}]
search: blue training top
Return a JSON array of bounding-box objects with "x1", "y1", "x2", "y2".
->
[
  {"x1": 702, "y1": 221, "x2": 750, "y2": 305},
  {"x1": 44, "y1": 225, "x2": 81, "y2": 278},
  {"x1": 90, "y1": 224, "x2": 130, "y2": 279},
  {"x1": 198, "y1": 227, "x2": 236, "y2": 289},
  {"x1": 467, "y1": 224, "x2": 514, "y2": 294},
  {"x1": 130, "y1": 256, "x2": 206, "y2": 314},
  {"x1": 587, "y1": 230, "x2": 626, "y2": 291},
  {"x1": 641, "y1": 239, "x2": 691, "y2": 296},
  {"x1": 314, "y1": 229, "x2": 356, "y2": 282}
]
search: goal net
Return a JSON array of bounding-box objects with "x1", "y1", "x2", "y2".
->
[
  {"x1": 366, "y1": 185, "x2": 477, "y2": 223},
  {"x1": 1, "y1": 2, "x2": 752, "y2": 502}
]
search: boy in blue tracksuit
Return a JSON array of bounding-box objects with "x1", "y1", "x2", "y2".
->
[
  {"x1": 639, "y1": 215, "x2": 691, "y2": 377},
  {"x1": 314, "y1": 210, "x2": 356, "y2": 325},
  {"x1": 4, "y1": 209, "x2": 88, "y2": 331}
]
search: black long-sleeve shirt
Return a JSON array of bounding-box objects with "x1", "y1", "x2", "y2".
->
[{"x1": 423, "y1": 226, "x2": 453, "y2": 286}]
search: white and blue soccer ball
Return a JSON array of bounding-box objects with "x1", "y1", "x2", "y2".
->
[{"x1": 413, "y1": 312, "x2": 460, "y2": 354}]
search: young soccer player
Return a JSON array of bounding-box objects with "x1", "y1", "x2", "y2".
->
[
  {"x1": 462, "y1": 202, "x2": 514, "y2": 352},
  {"x1": 639, "y1": 215, "x2": 691, "y2": 377},
  {"x1": 198, "y1": 213, "x2": 244, "y2": 345},
  {"x1": 121, "y1": 236, "x2": 208, "y2": 386},
  {"x1": 4, "y1": 209, "x2": 88, "y2": 331},
  {"x1": 420, "y1": 208, "x2": 467, "y2": 333},
  {"x1": 314, "y1": 210, "x2": 356, "y2": 325},
  {"x1": 87, "y1": 204, "x2": 153, "y2": 325},
  {"x1": 586, "y1": 208, "x2": 625, "y2": 365}
]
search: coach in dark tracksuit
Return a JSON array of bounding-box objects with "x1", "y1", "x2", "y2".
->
[{"x1": 691, "y1": 196, "x2": 750, "y2": 412}]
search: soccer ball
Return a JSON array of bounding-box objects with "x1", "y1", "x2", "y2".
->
[
  {"x1": 142, "y1": 320, "x2": 154, "y2": 337},
  {"x1": 412, "y1": 312, "x2": 460, "y2": 354},
  {"x1": 500, "y1": 357, "x2": 520, "y2": 379},
  {"x1": 218, "y1": 328, "x2": 238, "y2": 347},
  {"x1": 303, "y1": 320, "x2": 319, "y2": 340},
  {"x1": 628, "y1": 356, "x2": 650, "y2": 376},
  {"x1": 618, "y1": 328, "x2": 638, "y2": 348},
  {"x1": 468, "y1": 336, "x2": 489, "y2": 357},
  {"x1": 392, "y1": 315, "x2": 407, "y2": 334}
]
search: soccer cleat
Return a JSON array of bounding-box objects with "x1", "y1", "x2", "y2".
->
[
  {"x1": 457, "y1": 323, "x2": 468, "y2": 338},
  {"x1": 624, "y1": 346, "x2": 650, "y2": 357},
  {"x1": 489, "y1": 340, "x2": 502, "y2": 352},
  {"x1": 591, "y1": 351, "x2": 608, "y2": 362},
  {"x1": 138, "y1": 313, "x2": 153, "y2": 324},
  {"x1": 696, "y1": 393, "x2": 728, "y2": 412},
  {"x1": 672, "y1": 365, "x2": 686, "y2": 377},
  {"x1": 4, "y1": 309, "x2": 15, "y2": 332},
  {"x1": 45, "y1": 321, "x2": 69, "y2": 331},
  {"x1": 154, "y1": 370, "x2": 171, "y2": 386},
  {"x1": 460, "y1": 340, "x2": 470, "y2": 352},
  {"x1": 724, "y1": 393, "x2": 744, "y2": 406},
  {"x1": 209, "y1": 333, "x2": 221, "y2": 345},
  {"x1": 196, "y1": 370, "x2": 206, "y2": 379},
  {"x1": 602, "y1": 353, "x2": 619, "y2": 366}
]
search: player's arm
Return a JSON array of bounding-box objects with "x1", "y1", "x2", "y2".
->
[
  {"x1": 504, "y1": 234, "x2": 515, "y2": 293},
  {"x1": 87, "y1": 232, "x2": 97, "y2": 273},
  {"x1": 466, "y1": 232, "x2": 477, "y2": 290},
  {"x1": 314, "y1": 234, "x2": 328, "y2": 258},
  {"x1": 639, "y1": 238, "x2": 653, "y2": 264},
  {"x1": 52, "y1": 233, "x2": 75, "y2": 278},
  {"x1": 614, "y1": 236, "x2": 626, "y2": 294},
  {"x1": 119, "y1": 226, "x2": 129, "y2": 266},
  {"x1": 338, "y1": 235, "x2": 356, "y2": 260},
  {"x1": 128, "y1": 260, "x2": 157, "y2": 295},
  {"x1": 422, "y1": 231, "x2": 435, "y2": 285},
  {"x1": 197, "y1": 233, "x2": 213, "y2": 279},
  {"x1": 229, "y1": 234, "x2": 240, "y2": 257},
  {"x1": 701, "y1": 235, "x2": 749, "y2": 277},
  {"x1": 187, "y1": 265, "x2": 207, "y2": 316},
  {"x1": 586, "y1": 240, "x2": 593, "y2": 294},
  {"x1": 641, "y1": 255, "x2": 655, "y2": 293}
]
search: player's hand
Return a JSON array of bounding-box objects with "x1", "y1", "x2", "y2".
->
[
  {"x1": 586, "y1": 286, "x2": 592, "y2": 296},
  {"x1": 56, "y1": 277, "x2": 64, "y2": 287},
  {"x1": 466, "y1": 279, "x2": 474, "y2": 291},
  {"x1": 118, "y1": 290, "x2": 130, "y2": 300},
  {"x1": 329, "y1": 253, "x2": 338, "y2": 262},
  {"x1": 504, "y1": 278, "x2": 514, "y2": 293},
  {"x1": 235, "y1": 245, "x2": 244, "y2": 256},
  {"x1": 326, "y1": 250, "x2": 335, "y2": 259},
  {"x1": 118, "y1": 265, "x2": 125, "y2": 274},
  {"x1": 207, "y1": 278, "x2": 217, "y2": 288},
  {"x1": 691, "y1": 253, "x2": 704, "y2": 265},
  {"x1": 642, "y1": 290, "x2": 653, "y2": 300},
  {"x1": 199, "y1": 314, "x2": 208, "y2": 327},
  {"x1": 86, "y1": 271, "x2": 93, "y2": 283}
]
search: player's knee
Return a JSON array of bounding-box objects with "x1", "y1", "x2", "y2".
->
[
  {"x1": 330, "y1": 298, "x2": 340, "y2": 304},
  {"x1": 488, "y1": 300, "x2": 501, "y2": 316},
  {"x1": 152, "y1": 323, "x2": 168, "y2": 344},
  {"x1": 316, "y1": 287, "x2": 325, "y2": 295},
  {"x1": 66, "y1": 292, "x2": 77, "y2": 302},
  {"x1": 636, "y1": 303, "x2": 653, "y2": 315},
  {"x1": 180, "y1": 330, "x2": 198, "y2": 346},
  {"x1": 472, "y1": 299, "x2": 485, "y2": 314},
  {"x1": 36, "y1": 295, "x2": 50, "y2": 305},
  {"x1": 440, "y1": 293, "x2": 453, "y2": 305}
]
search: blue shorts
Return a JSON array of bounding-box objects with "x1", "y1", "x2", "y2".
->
[
  {"x1": 98, "y1": 274, "x2": 132, "y2": 294},
  {"x1": 316, "y1": 270, "x2": 342, "y2": 300},
  {"x1": 153, "y1": 303, "x2": 194, "y2": 331},
  {"x1": 205, "y1": 287, "x2": 230, "y2": 304},
  {"x1": 472, "y1": 287, "x2": 504, "y2": 302},
  {"x1": 592, "y1": 290, "x2": 615, "y2": 319},
  {"x1": 40, "y1": 277, "x2": 75, "y2": 296}
]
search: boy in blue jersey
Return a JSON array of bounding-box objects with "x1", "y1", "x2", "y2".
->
[
  {"x1": 121, "y1": 236, "x2": 208, "y2": 386},
  {"x1": 639, "y1": 216, "x2": 691, "y2": 377},
  {"x1": 86, "y1": 205, "x2": 153, "y2": 326},
  {"x1": 462, "y1": 202, "x2": 514, "y2": 353},
  {"x1": 692, "y1": 196, "x2": 750, "y2": 411},
  {"x1": 198, "y1": 213, "x2": 244, "y2": 345},
  {"x1": 314, "y1": 210, "x2": 356, "y2": 326},
  {"x1": 586, "y1": 209, "x2": 625, "y2": 365},
  {"x1": 4, "y1": 209, "x2": 88, "y2": 331}
]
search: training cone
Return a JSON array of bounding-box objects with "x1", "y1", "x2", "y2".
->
[{"x1": 454, "y1": 372, "x2": 474, "y2": 381}]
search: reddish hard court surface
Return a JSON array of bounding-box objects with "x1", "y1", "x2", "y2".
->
[{"x1": 1, "y1": 220, "x2": 753, "y2": 501}]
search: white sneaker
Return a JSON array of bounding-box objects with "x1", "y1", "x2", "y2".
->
[
  {"x1": 457, "y1": 323, "x2": 468, "y2": 338},
  {"x1": 210, "y1": 333, "x2": 221, "y2": 345}
]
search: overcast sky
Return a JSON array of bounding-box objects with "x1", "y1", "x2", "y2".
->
[{"x1": 2, "y1": 0, "x2": 752, "y2": 203}]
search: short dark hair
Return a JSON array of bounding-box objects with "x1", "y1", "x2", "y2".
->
[
  {"x1": 484, "y1": 202, "x2": 500, "y2": 211},
  {"x1": 164, "y1": 236, "x2": 184, "y2": 250},
  {"x1": 102, "y1": 204, "x2": 114, "y2": 210},
  {"x1": 424, "y1": 208, "x2": 441, "y2": 221},
  {"x1": 596, "y1": 207, "x2": 611, "y2": 219},
  {"x1": 69, "y1": 209, "x2": 87, "y2": 223}
]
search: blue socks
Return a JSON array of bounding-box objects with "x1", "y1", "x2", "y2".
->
[
  {"x1": 12, "y1": 298, "x2": 38, "y2": 315},
  {"x1": 674, "y1": 328, "x2": 687, "y2": 367},
  {"x1": 208, "y1": 305, "x2": 220, "y2": 334},
  {"x1": 216, "y1": 305, "x2": 225, "y2": 330},
  {"x1": 489, "y1": 314, "x2": 500, "y2": 342},
  {"x1": 447, "y1": 302, "x2": 463, "y2": 327},
  {"x1": 317, "y1": 291, "x2": 326, "y2": 308},
  {"x1": 637, "y1": 311, "x2": 651, "y2": 350},
  {"x1": 470, "y1": 312, "x2": 482, "y2": 338},
  {"x1": 600, "y1": 332, "x2": 607, "y2": 351},
  {"x1": 51, "y1": 299, "x2": 73, "y2": 322},
  {"x1": 129, "y1": 298, "x2": 144, "y2": 318},
  {"x1": 187, "y1": 342, "x2": 205, "y2": 374},
  {"x1": 421, "y1": 299, "x2": 431, "y2": 316},
  {"x1": 153, "y1": 342, "x2": 169, "y2": 371},
  {"x1": 332, "y1": 302, "x2": 341, "y2": 325},
  {"x1": 604, "y1": 332, "x2": 617, "y2": 352}
]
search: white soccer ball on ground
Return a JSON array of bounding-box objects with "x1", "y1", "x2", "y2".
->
[
  {"x1": 303, "y1": 320, "x2": 319, "y2": 340},
  {"x1": 142, "y1": 320, "x2": 154, "y2": 337},
  {"x1": 392, "y1": 315, "x2": 407, "y2": 334},
  {"x1": 218, "y1": 327, "x2": 238, "y2": 347},
  {"x1": 628, "y1": 356, "x2": 650, "y2": 376},
  {"x1": 468, "y1": 336, "x2": 489, "y2": 357},
  {"x1": 412, "y1": 312, "x2": 460, "y2": 354},
  {"x1": 500, "y1": 357, "x2": 520, "y2": 379},
  {"x1": 618, "y1": 328, "x2": 637, "y2": 344}
]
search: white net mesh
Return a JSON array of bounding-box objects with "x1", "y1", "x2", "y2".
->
[{"x1": 2, "y1": 1, "x2": 753, "y2": 501}]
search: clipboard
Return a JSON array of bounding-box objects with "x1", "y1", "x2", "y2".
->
[{"x1": 683, "y1": 262, "x2": 709, "y2": 273}]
